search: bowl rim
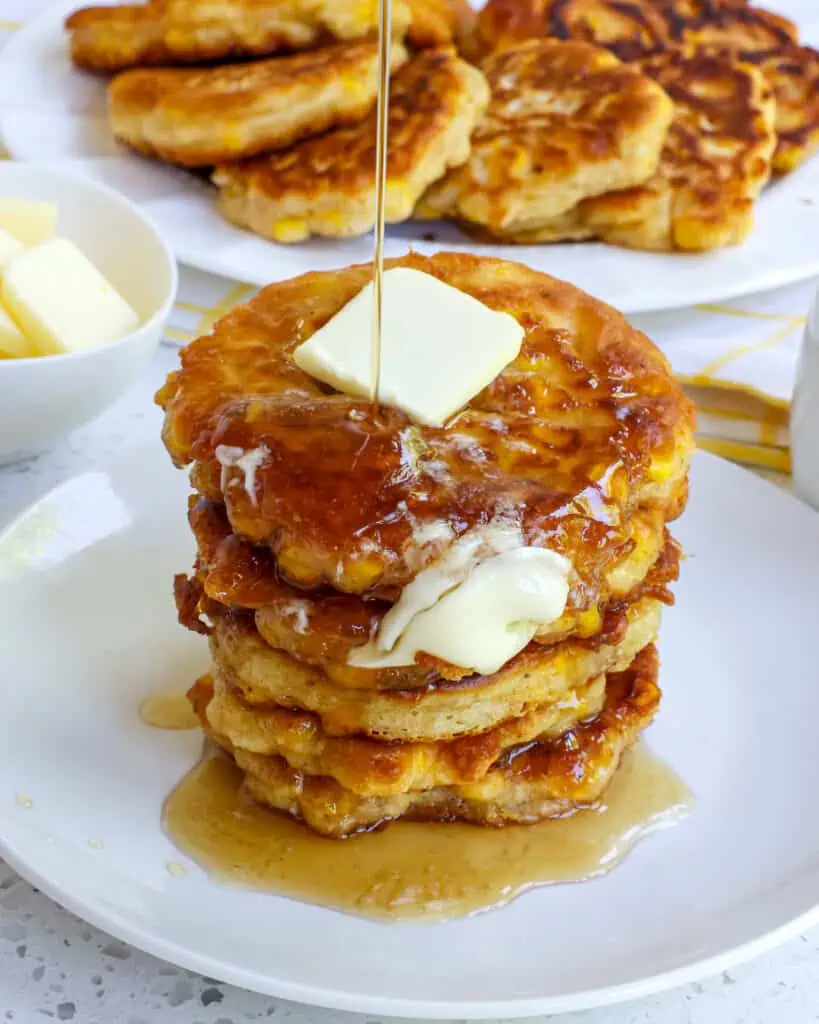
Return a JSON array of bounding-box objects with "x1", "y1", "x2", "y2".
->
[{"x1": 0, "y1": 162, "x2": 179, "y2": 370}]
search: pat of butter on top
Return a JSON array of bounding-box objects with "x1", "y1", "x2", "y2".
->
[
  {"x1": 293, "y1": 268, "x2": 525, "y2": 426},
  {"x1": 2, "y1": 238, "x2": 139, "y2": 356}
]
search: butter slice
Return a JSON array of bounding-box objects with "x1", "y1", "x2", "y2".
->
[
  {"x1": 0, "y1": 199, "x2": 57, "y2": 246},
  {"x1": 349, "y1": 534, "x2": 571, "y2": 676},
  {"x1": 2, "y1": 239, "x2": 139, "y2": 356},
  {"x1": 293, "y1": 268, "x2": 525, "y2": 426},
  {"x1": 0, "y1": 306, "x2": 33, "y2": 358},
  {"x1": 0, "y1": 227, "x2": 23, "y2": 270}
]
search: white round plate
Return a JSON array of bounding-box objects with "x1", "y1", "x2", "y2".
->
[
  {"x1": 2, "y1": 442, "x2": 819, "y2": 1019},
  {"x1": 1, "y1": 1, "x2": 819, "y2": 313}
]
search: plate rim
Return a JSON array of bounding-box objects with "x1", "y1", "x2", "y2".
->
[
  {"x1": 2, "y1": 832, "x2": 819, "y2": 1021},
  {"x1": 1, "y1": 444, "x2": 819, "y2": 1018},
  {"x1": 2, "y1": 0, "x2": 819, "y2": 315}
]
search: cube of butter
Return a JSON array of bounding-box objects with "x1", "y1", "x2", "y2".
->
[
  {"x1": 293, "y1": 268, "x2": 525, "y2": 426},
  {"x1": 0, "y1": 227, "x2": 23, "y2": 270},
  {"x1": 0, "y1": 199, "x2": 57, "y2": 246},
  {"x1": 2, "y1": 239, "x2": 140, "y2": 356},
  {"x1": 0, "y1": 306, "x2": 34, "y2": 358}
]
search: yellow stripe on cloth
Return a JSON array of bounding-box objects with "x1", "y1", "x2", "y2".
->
[
  {"x1": 679, "y1": 373, "x2": 791, "y2": 411},
  {"x1": 164, "y1": 326, "x2": 193, "y2": 345},
  {"x1": 697, "y1": 437, "x2": 791, "y2": 473},
  {"x1": 687, "y1": 383, "x2": 788, "y2": 426},
  {"x1": 760, "y1": 403, "x2": 784, "y2": 448},
  {"x1": 174, "y1": 300, "x2": 211, "y2": 315},
  {"x1": 194, "y1": 282, "x2": 255, "y2": 335},
  {"x1": 688, "y1": 380, "x2": 790, "y2": 470},
  {"x1": 698, "y1": 318, "x2": 804, "y2": 379},
  {"x1": 695, "y1": 303, "x2": 807, "y2": 325}
]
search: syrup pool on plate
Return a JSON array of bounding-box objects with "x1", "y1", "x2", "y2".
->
[{"x1": 160, "y1": 743, "x2": 691, "y2": 922}]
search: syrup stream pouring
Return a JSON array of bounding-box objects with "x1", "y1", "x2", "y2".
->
[{"x1": 370, "y1": 0, "x2": 392, "y2": 409}]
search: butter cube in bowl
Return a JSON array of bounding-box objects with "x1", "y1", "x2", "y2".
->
[{"x1": 0, "y1": 164, "x2": 177, "y2": 464}]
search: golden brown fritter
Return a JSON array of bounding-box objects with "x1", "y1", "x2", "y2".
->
[
  {"x1": 192, "y1": 644, "x2": 660, "y2": 836},
  {"x1": 759, "y1": 44, "x2": 819, "y2": 173},
  {"x1": 474, "y1": 0, "x2": 671, "y2": 61},
  {"x1": 579, "y1": 49, "x2": 776, "y2": 250},
  {"x1": 212, "y1": 49, "x2": 488, "y2": 241},
  {"x1": 67, "y1": 0, "x2": 413, "y2": 73},
  {"x1": 474, "y1": 0, "x2": 811, "y2": 174},
  {"x1": 157, "y1": 251, "x2": 695, "y2": 596},
  {"x1": 667, "y1": 3, "x2": 816, "y2": 171},
  {"x1": 673, "y1": 2, "x2": 798, "y2": 56},
  {"x1": 694, "y1": 40, "x2": 819, "y2": 173},
  {"x1": 473, "y1": 0, "x2": 797, "y2": 61},
  {"x1": 207, "y1": 594, "x2": 662, "y2": 740},
  {"x1": 184, "y1": 496, "x2": 680, "y2": 688},
  {"x1": 200, "y1": 669, "x2": 607, "y2": 795},
  {"x1": 452, "y1": 208, "x2": 594, "y2": 243},
  {"x1": 406, "y1": 0, "x2": 471, "y2": 47},
  {"x1": 107, "y1": 41, "x2": 407, "y2": 167},
  {"x1": 419, "y1": 39, "x2": 673, "y2": 231}
]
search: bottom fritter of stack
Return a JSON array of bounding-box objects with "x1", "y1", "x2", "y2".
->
[{"x1": 189, "y1": 641, "x2": 661, "y2": 839}]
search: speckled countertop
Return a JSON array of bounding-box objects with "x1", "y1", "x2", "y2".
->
[{"x1": 1, "y1": 347, "x2": 818, "y2": 1024}]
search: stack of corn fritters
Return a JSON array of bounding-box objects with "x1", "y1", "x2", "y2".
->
[{"x1": 157, "y1": 251, "x2": 695, "y2": 838}]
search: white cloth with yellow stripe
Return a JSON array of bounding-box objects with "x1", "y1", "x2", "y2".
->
[{"x1": 0, "y1": 1, "x2": 811, "y2": 476}]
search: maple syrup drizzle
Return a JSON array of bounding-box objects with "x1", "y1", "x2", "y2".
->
[
  {"x1": 162, "y1": 743, "x2": 690, "y2": 921},
  {"x1": 139, "y1": 690, "x2": 199, "y2": 730},
  {"x1": 370, "y1": 0, "x2": 392, "y2": 408}
]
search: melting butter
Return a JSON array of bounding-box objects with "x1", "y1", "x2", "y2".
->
[
  {"x1": 349, "y1": 522, "x2": 571, "y2": 675},
  {"x1": 214, "y1": 444, "x2": 269, "y2": 506}
]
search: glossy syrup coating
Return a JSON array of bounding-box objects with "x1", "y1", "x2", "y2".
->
[
  {"x1": 178, "y1": 533, "x2": 677, "y2": 703},
  {"x1": 158, "y1": 252, "x2": 695, "y2": 596},
  {"x1": 184, "y1": 496, "x2": 678, "y2": 687},
  {"x1": 158, "y1": 253, "x2": 692, "y2": 593}
]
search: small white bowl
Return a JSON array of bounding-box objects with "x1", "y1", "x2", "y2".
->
[{"x1": 0, "y1": 163, "x2": 177, "y2": 465}]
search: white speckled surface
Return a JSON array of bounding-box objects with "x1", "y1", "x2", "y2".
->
[{"x1": 0, "y1": 347, "x2": 818, "y2": 1023}]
